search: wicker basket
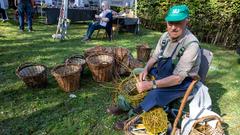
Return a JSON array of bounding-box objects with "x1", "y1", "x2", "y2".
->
[
  {"x1": 113, "y1": 47, "x2": 130, "y2": 75},
  {"x1": 65, "y1": 54, "x2": 86, "y2": 74},
  {"x1": 189, "y1": 115, "x2": 224, "y2": 135},
  {"x1": 84, "y1": 46, "x2": 114, "y2": 58},
  {"x1": 136, "y1": 45, "x2": 152, "y2": 62},
  {"x1": 16, "y1": 63, "x2": 48, "y2": 88},
  {"x1": 86, "y1": 54, "x2": 114, "y2": 82},
  {"x1": 51, "y1": 64, "x2": 82, "y2": 92}
]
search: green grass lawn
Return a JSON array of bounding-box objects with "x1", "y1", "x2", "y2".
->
[{"x1": 0, "y1": 19, "x2": 239, "y2": 135}]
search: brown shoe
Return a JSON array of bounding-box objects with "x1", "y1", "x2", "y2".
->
[
  {"x1": 106, "y1": 106, "x2": 127, "y2": 115},
  {"x1": 114, "y1": 120, "x2": 126, "y2": 130}
]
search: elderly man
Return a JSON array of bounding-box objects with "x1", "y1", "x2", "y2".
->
[
  {"x1": 108, "y1": 5, "x2": 201, "y2": 130},
  {"x1": 82, "y1": 1, "x2": 112, "y2": 41}
]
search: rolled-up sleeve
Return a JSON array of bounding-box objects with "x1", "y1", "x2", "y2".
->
[{"x1": 173, "y1": 42, "x2": 200, "y2": 82}]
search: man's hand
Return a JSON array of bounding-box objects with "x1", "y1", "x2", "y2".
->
[
  {"x1": 139, "y1": 69, "x2": 148, "y2": 81},
  {"x1": 95, "y1": 15, "x2": 100, "y2": 19},
  {"x1": 136, "y1": 81, "x2": 152, "y2": 93}
]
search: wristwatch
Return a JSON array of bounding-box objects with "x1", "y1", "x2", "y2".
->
[{"x1": 152, "y1": 80, "x2": 157, "y2": 89}]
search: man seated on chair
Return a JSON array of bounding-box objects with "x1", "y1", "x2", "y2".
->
[
  {"x1": 107, "y1": 5, "x2": 201, "y2": 130},
  {"x1": 82, "y1": 1, "x2": 112, "y2": 41}
]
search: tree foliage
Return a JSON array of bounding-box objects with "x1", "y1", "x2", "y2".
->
[{"x1": 137, "y1": 0, "x2": 240, "y2": 48}]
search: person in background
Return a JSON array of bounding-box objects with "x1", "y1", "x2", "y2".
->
[
  {"x1": 14, "y1": 0, "x2": 35, "y2": 32},
  {"x1": 82, "y1": 0, "x2": 112, "y2": 41},
  {"x1": 0, "y1": 0, "x2": 9, "y2": 22}
]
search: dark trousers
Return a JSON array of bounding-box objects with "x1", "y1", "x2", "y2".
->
[
  {"x1": 18, "y1": 3, "x2": 32, "y2": 30},
  {"x1": 0, "y1": 8, "x2": 7, "y2": 20},
  {"x1": 86, "y1": 22, "x2": 105, "y2": 39}
]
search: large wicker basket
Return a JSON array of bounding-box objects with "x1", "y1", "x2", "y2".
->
[
  {"x1": 189, "y1": 115, "x2": 224, "y2": 135},
  {"x1": 136, "y1": 44, "x2": 152, "y2": 62},
  {"x1": 16, "y1": 63, "x2": 48, "y2": 88},
  {"x1": 86, "y1": 54, "x2": 114, "y2": 82},
  {"x1": 65, "y1": 54, "x2": 86, "y2": 74},
  {"x1": 51, "y1": 64, "x2": 82, "y2": 92}
]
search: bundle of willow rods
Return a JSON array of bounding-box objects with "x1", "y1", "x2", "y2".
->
[{"x1": 141, "y1": 107, "x2": 168, "y2": 134}]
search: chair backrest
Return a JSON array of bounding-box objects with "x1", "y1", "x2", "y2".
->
[{"x1": 198, "y1": 49, "x2": 213, "y2": 83}]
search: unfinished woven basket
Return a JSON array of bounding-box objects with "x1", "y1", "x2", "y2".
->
[
  {"x1": 136, "y1": 44, "x2": 152, "y2": 62},
  {"x1": 86, "y1": 54, "x2": 114, "y2": 82},
  {"x1": 16, "y1": 63, "x2": 48, "y2": 88},
  {"x1": 189, "y1": 115, "x2": 224, "y2": 135},
  {"x1": 51, "y1": 64, "x2": 81, "y2": 92}
]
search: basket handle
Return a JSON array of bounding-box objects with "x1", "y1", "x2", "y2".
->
[
  {"x1": 16, "y1": 62, "x2": 47, "y2": 77},
  {"x1": 70, "y1": 54, "x2": 85, "y2": 59},
  {"x1": 192, "y1": 115, "x2": 223, "y2": 128},
  {"x1": 65, "y1": 54, "x2": 85, "y2": 63},
  {"x1": 16, "y1": 62, "x2": 34, "y2": 75}
]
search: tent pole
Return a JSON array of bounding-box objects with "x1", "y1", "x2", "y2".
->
[
  {"x1": 135, "y1": 0, "x2": 137, "y2": 17},
  {"x1": 99, "y1": 0, "x2": 101, "y2": 8},
  {"x1": 40, "y1": 0, "x2": 42, "y2": 16}
]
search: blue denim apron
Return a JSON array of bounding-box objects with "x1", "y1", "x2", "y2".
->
[{"x1": 140, "y1": 43, "x2": 192, "y2": 112}]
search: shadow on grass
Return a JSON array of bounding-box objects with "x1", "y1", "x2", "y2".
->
[
  {"x1": 0, "y1": 76, "x2": 120, "y2": 135},
  {"x1": 206, "y1": 81, "x2": 229, "y2": 135},
  {"x1": 0, "y1": 61, "x2": 121, "y2": 134}
]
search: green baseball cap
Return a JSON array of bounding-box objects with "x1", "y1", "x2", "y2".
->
[{"x1": 165, "y1": 5, "x2": 189, "y2": 22}]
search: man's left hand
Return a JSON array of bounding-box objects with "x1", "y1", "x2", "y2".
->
[
  {"x1": 95, "y1": 15, "x2": 100, "y2": 19},
  {"x1": 136, "y1": 81, "x2": 152, "y2": 93}
]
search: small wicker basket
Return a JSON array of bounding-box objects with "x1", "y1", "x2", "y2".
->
[
  {"x1": 189, "y1": 115, "x2": 224, "y2": 135},
  {"x1": 136, "y1": 44, "x2": 152, "y2": 62},
  {"x1": 51, "y1": 64, "x2": 82, "y2": 92},
  {"x1": 65, "y1": 54, "x2": 86, "y2": 74},
  {"x1": 16, "y1": 63, "x2": 48, "y2": 88},
  {"x1": 86, "y1": 54, "x2": 114, "y2": 82}
]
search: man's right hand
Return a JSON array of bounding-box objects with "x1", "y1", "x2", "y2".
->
[
  {"x1": 139, "y1": 69, "x2": 148, "y2": 81},
  {"x1": 95, "y1": 15, "x2": 100, "y2": 19}
]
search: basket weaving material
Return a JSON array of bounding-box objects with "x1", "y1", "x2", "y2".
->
[
  {"x1": 136, "y1": 44, "x2": 152, "y2": 62},
  {"x1": 141, "y1": 108, "x2": 168, "y2": 134},
  {"x1": 86, "y1": 54, "x2": 114, "y2": 82},
  {"x1": 117, "y1": 75, "x2": 150, "y2": 107},
  {"x1": 124, "y1": 108, "x2": 168, "y2": 135},
  {"x1": 119, "y1": 76, "x2": 138, "y2": 95},
  {"x1": 189, "y1": 115, "x2": 225, "y2": 135},
  {"x1": 16, "y1": 63, "x2": 48, "y2": 88},
  {"x1": 51, "y1": 64, "x2": 81, "y2": 92}
]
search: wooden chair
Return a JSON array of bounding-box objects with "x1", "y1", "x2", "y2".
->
[
  {"x1": 171, "y1": 49, "x2": 213, "y2": 135},
  {"x1": 95, "y1": 24, "x2": 119, "y2": 40}
]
